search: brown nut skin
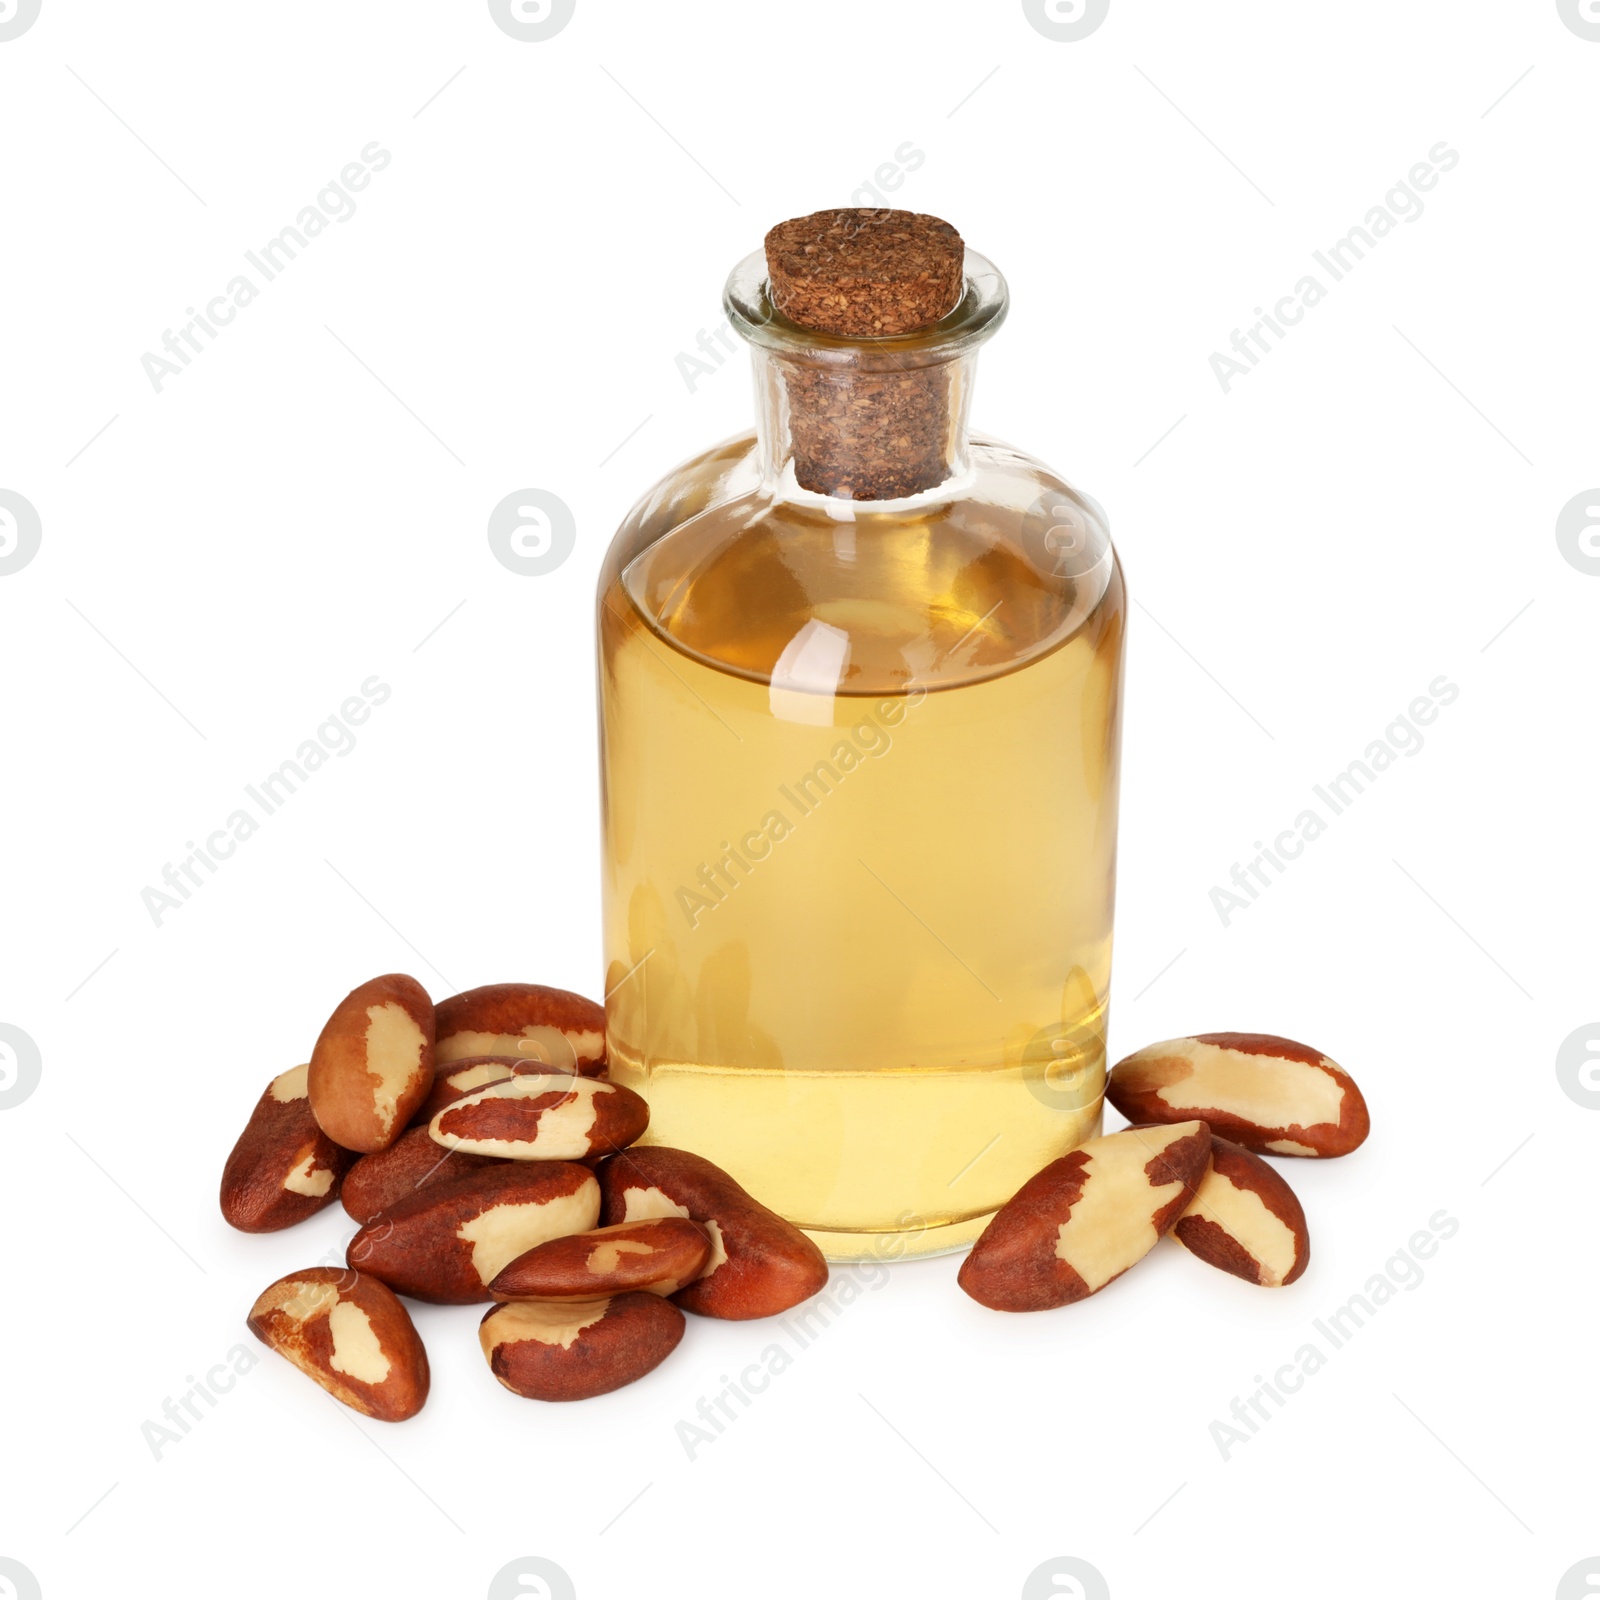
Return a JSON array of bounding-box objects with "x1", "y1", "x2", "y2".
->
[
  {"x1": 479, "y1": 1293, "x2": 684, "y2": 1401},
  {"x1": 489, "y1": 1218, "x2": 712, "y2": 1302},
  {"x1": 1107, "y1": 1033, "x2": 1368, "y2": 1158},
  {"x1": 220, "y1": 1064, "x2": 355, "y2": 1232},
  {"x1": 247, "y1": 1267, "x2": 429, "y2": 1421},
  {"x1": 1174, "y1": 1137, "x2": 1310, "y2": 1287},
  {"x1": 308, "y1": 974, "x2": 436, "y2": 1154},
  {"x1": 341, "y1": 1124, "x2": 506, "y2": 1225},
  {"x1": 958, "y1": 1121, "x2": 1211, "y2": 1312},
  {"x1": 408, "y1": 1056, "x2": 524, "y2": 1127},
  {"x1": 434, "y1": 983, "x2": 606, "y2": 1076},
  {"x1": 430, "y1": 1073, "x2": 648, "y2": 1162},
  {"x1": 597, "y1": 1146, "x2": 828, "y2": 1320},
  {"x1": 347, "y1": 1161, "x2": 599, "y2": 1304}
]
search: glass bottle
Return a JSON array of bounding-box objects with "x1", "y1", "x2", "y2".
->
[{"x1": 596, "y1": 216, "x2": 1125, "y2": 1261}]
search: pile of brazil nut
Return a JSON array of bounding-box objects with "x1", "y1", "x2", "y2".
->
[
  {"x1": 222, "y1": 976, "x2": 827, "y2": 1419},
  {"x1": 221, "y1": 976, "x2": 1368, "y2": 1421}
]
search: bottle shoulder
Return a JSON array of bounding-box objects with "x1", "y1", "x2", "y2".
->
[{"x1": 599, "y1": 432, "x2": 1122, "y2": 695}]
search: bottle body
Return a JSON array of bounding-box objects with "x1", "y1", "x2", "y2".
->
[{"x1": 598, "y1": 422, "x2": 1125, "y2": 1258}]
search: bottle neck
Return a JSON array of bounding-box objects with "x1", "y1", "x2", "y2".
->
[
  {"x1": 750, "y1": 345, "x2": 979, "y2": 503},
  {"x1": 723, "y1": 246, "x2": 1008, "y2": 506}
]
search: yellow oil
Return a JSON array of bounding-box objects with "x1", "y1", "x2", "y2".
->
[{"x1": 599, "y1": 487, "x2": 1124, "y2": 1259}]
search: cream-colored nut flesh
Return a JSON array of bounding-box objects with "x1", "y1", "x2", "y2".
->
[
  {"x1": 326, "y1": 1301, "x2": 391, "y2": 1384},
  {"x1": 481, "y1": 1299, "x2": 609, "y2": 1354},
  {"x1": 1265, "y1": 1139, "x2": 1320, "y2": 1156},
  {"x1": 439, "y1": 1025, "x2": 604, "y2": 1068},
  {"x1": 586, "y1": 1239, "x2": 655, "y2": 1275},
  {"x1": 618, "y1": 1184, "x2": 681, "y2": 1222},
  {"x1": 269, "y1": 1064, "x2": 311, "y2": 1103},
  {"x1": 431, "y1": 1074, "x2": 604, "y2": 1158},
  {"x1": 442, "y1": 1060, "x2": 517, "y2": 1094},
  {"x1": 262, "y1": 1277, "x2": 341, "y2": 1322},
  {"x1": 364, "y1": 1003, "x2": 429, "y2": 1140},
  {"x1": 1183, "y1": 1166, "x2": 1301, "y2": 1287},
  {"x1": 619, "y1": 1185, "x2": 728, "y2": 1279},
  {"x1": 282, "y1": 1151, "x2": 335, "y2": 1197},
  {"x1": 1129, "y1": 1040, "x2": 1345, "y2": 1128},
  {"x1": 504, "y1": 1025, "x2": 582, "y2": 1071},
  {"x1": 455, "y1": 1180, "x2": 601, "y2": 1285},
  {"x1": 561, "y1": 1027, "x2": 606, "y2": 1064},
  {"x1": 1053, "y1": 1123, "x2": 1200, "y2": 1293}
]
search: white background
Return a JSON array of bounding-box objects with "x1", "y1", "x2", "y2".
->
[{"x1": 2, "y1": 2, "x2": 1596, "y2": 1597}]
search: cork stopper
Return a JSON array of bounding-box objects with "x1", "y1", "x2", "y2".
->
[
  {"x1": 756, "y1": 210, "x2": 970, "y2": 500},
  {"x1": 764, "y1": 210, "x2": 965, "y2": 338}
]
